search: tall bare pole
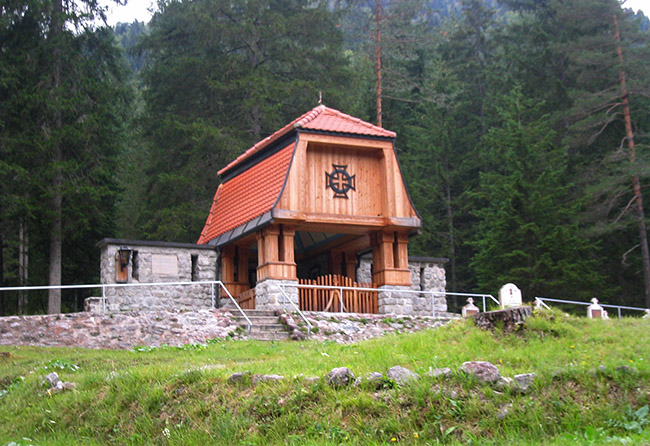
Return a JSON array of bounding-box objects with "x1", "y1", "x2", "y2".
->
[
  {"x1": 613, "y1": 14, "x2": 650, "y2": 307},
  {"x1": 375, "y1": 0, "x2": 383, "y2": 127},
  {"x1": 48, "y1": 0, "x2": 64, "y2": 314}
]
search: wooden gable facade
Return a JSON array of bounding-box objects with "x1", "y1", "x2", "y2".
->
[{"x1": 198, "y1": 105, "x2": 421, "y2": 299}]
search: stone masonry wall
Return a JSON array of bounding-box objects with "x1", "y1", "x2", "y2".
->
[
  {"x1": 357, "y1": 256, "x2": 447, "y2": 316},
  {"x1": 98, "y1": 240, "x2": 218, "y2": 312},
  {"x1": 255, "y1": 279, "x2": 299, "y2": 310},
  {"x1": 0, "y1": 309, "x2": 239, "y2": 350}
]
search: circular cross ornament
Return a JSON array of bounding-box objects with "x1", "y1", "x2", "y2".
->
[{"x1": 325, "y1": 164, "x2": 356, "y2": 198}]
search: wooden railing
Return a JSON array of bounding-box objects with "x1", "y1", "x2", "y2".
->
[
  {"x1": 237, "y1": 288, "x2": 256, "y2": 310},
  {"x1": 299, "y1": 274, "x2": 377, "y2": 313}
]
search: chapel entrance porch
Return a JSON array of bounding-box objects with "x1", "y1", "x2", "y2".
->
[{"x1": 219, "y1": 224, "x2": 411, "y2": 313}]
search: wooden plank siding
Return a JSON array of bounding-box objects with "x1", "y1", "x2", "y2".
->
[
  {"x1": 237, "y1": 288, "x2": 256, "y2": 310},
  {"x1": 299, "y1": 274, "x2": 377, "y2": 313},
  {"x1": 276, "y1": 134, "x2": 419, "y2": 228}
]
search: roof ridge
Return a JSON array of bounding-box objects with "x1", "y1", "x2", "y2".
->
[{"x1": 218, "y1": 104, "x2": 394, "y2": 176}]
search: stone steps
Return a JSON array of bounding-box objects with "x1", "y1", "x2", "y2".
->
[{"x1": 229, "y1": 309, "x2": 291, "y2": 341}]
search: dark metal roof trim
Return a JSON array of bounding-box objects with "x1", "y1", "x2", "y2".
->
[
  {"x1": 211, "y1": 211, "x2": 274, "y2": 248},
  {"x1": 297, "y1": 128, "x2": 396, "y2": 142},
  {"x1": 221, "y1": 132, "x2": 298, "y2": 182}
]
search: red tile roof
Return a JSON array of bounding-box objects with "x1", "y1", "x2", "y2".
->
[
  {"x1": 197, "y1": 142, "x2": 295, "y2": 244},
  {"x1": 218, "y1": 105, "x2": 395, "y2": 175}
]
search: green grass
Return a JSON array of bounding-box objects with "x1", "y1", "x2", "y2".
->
[{"x1": 1, "y1": 310, "x2": 649, "y2": 445}]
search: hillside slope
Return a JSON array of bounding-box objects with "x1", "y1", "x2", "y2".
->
[{"x1": 1, "y1": 310, "x2": 649, "y2": 445}]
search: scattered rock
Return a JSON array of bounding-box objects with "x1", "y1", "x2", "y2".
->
[
  {"x1": 252, "y1": 374, "x2": 284, "y2": 384},
  {"x1": 42, "y1": 371, "x2": 75, "y2": 393},
  {"x1": 498, "y1": 403, "x2": 513, "y2": 420},
  {"x1": 494, "y1": 376, "x2": 513, "y2": 390},
  {"x1": 426, "y1": 367, "x2": 452, "y2": 378},
  {"x1": 443, "y1": 388, "x2": 459, "y2": 399},
  {"x1": 460, "y1": 361, "x2": 500, "y2": 383},
  {"x1": 616, "y1": 365, "x2": 638, "y2": 374},
  {"x1": 387, "y1": 366, "x2": 419, "y2": 386},
  {"x1": 62, "y1": 382, "x2": 76, "y2": 391},
  {"x1": 326, "y1": 367, "x2": 355, "y2": 387},
  {"x1": 290, "y1": 329, "x2": 306, "y2": 341},
  {"x1": 227, "y1": 371, "x2": 251, "y2": 383},
  {"x1": 513, "y1": 373, "x2": 535, "y2": 393},
  {"x1": 43, "y1": 372, "x2": 61, "y2": 388}
]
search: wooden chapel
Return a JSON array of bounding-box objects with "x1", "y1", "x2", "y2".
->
[{"x1": 198, "y1": 105, "x2": 421, "y2": 310}]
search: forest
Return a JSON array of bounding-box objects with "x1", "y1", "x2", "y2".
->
[{"x1": 1, "y1": 0, "x2": 650, "y2": 315}]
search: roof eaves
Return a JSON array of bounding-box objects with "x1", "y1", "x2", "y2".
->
[{"x1": 212, "y1": 211, "x2": 274, "y2": 248}]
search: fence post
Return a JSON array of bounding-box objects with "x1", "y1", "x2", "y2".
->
[
  {"x1": 432, "y1": 292, "x2": 436, "y2": 319},
  {"x1": 101, "y1": 285, "x2": 106, "y2": 314},
  {"x1": 210, "y1": 282, "x2": 215, "y2": 309},
  {"x1": 339, "y1": 286, "x2": 344, "y2": 313},
  {"x1": 482, "y1": 295, "x2": 486, "y2": 312}
]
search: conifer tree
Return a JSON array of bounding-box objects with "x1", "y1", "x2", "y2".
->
[{"x1": 471, "y1": 88, "x2": 605, "y2": 298}]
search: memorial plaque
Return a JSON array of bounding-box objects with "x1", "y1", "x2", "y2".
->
[
  {"x1": 152, "y1": 254, "x2": 178, "y2": 276},
  {"x1": 499, "y1": 283, "x2": 522, "y2": 309}
]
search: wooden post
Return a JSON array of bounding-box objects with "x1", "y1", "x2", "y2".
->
[
  {"x1": 280, "y1": 225, "x2": 297, "y2": 279},
  {"x1": 395, "y1": 231, "x2": 409, "y2": 269},
  {"x1": 256, "y1": 225, "x2": 296, "y2": 281},
  {"x1": 237, "y1": 247, "x2": 248, "y2": 282},
  {"x1": 221, "y1": 245, "x2": 236, "y2": 284},
  {"x1": 371, "y1": 230, "x2": 411, "y2": 286},
  {"x1": 345, "y1": 252, "x2": 357, "y2": 279}
]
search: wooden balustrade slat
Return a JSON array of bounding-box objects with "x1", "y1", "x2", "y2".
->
[{"x1": 298, "y1": 274, "x2": 377, "y2": 313}]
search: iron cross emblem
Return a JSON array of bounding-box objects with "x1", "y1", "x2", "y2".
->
[{"x1": 325, "y1": 164, "x2": 356, "y2": 199}]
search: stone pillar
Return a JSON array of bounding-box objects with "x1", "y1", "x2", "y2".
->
[
  {"x1": 255, "y1": 278, "x2": 299, "y2": 310},
  {"x1": 377, "y1": 285, "x2": 414, "y2": 315}
]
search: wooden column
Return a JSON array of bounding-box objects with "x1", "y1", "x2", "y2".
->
[
  {"x1": 395, "y1": 232, "x2": 409, "y2": 269},
  {"x1": 256, "y1": 224, "x2": 297, "y2": 281},
  {"x1": 345, "y1": 252, "x2": 357, "y2": 279},
  {"x1": 280, "y1": 225, "x2": 297, "y2": 279},
  {"x1": 371, "y1": 230, "x2": 410, "y2": 286},
  {"x1": 221, "y1": 245, "x2": 236, "y2": 286},
  {"x1": 330, "y1": 251, "x2": 343, "y2": 275},
  {"x1": 237, "y1": 247, "x2": 249, "y2": 285}
]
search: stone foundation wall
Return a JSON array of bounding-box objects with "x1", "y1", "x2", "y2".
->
[
  {"x1": 97, "y1": 239, "x2": 218, "y2": 312},
  {"x1": 357, "y1": 256, "x2": 447, "y2": 316},
  {"x1": 0, "y1": 309, "x2": 238, "y2": 350},
  {"x1": 255, "y1": 279, "x2": 299, "y2": 310}
]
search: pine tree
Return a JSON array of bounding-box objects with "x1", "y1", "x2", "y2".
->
[
  {"x1": 471, "y1": 88, "x2": 605, "y2": 299},
  {"x1": 134, "y1": 0, "x2": 354, "y2": 242},
  {"x1": 0, "y1": 1, "x2": 133, "y2": 313}
]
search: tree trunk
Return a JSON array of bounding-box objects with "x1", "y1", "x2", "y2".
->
[
  {"x1": 18, "y1": 218, "x2": 28, "y2": 314},
  {"x1": 445, "y1": 155, "x2": 457, "y2": 291},
  {"x1": 375, "y1": 0, "x2": 382, "y2": 127},
  {"x1": 48, "y1": 0, "x2": 63, "y2": 314},
  {"x1": 613, "y1": 15, "x2": 650, "y2": 307}
]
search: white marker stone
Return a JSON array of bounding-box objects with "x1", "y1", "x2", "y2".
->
[{"x1": 499, "y1": 283, "x2": 522, "y2": 309}]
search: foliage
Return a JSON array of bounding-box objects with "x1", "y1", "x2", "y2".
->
[
  {"x1": 470, "y1": 88, "x2": 606, "y2": 298},
  {"x1": 131, "y1": 0, "x2": 354, "y2": 242},
  {"x1": 0, "y1": 1, "x2": 133, "y2": 313}
]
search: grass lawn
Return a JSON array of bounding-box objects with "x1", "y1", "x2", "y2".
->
[{"x1": 1, "y1": 310, "x2": 649, "y2": 445}]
